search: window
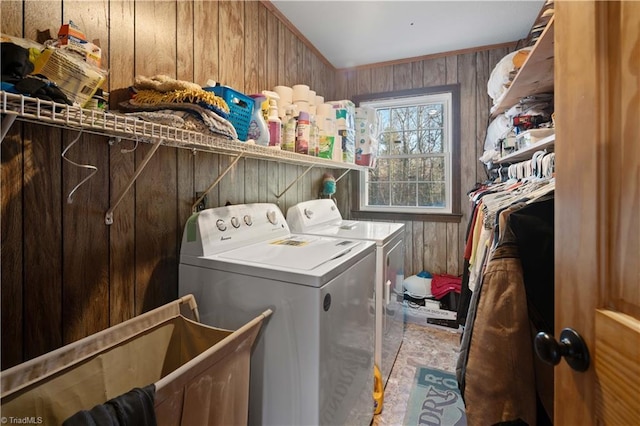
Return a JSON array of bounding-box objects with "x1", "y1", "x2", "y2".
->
[{"x1": 353, "y1": 85, "x2": 461, "y2": 221}]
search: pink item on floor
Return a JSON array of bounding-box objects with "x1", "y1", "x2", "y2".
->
[{"x1": 431, "y1": 274, "x2": 462, "y2": 299}]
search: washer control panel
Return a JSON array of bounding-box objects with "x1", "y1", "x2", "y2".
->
[
  {"x1": 286, "y1": 199, "x2": 343, "y2": 233},
  {"x1": 181, "y1": 203, "x2": 290, "y2": 257}
]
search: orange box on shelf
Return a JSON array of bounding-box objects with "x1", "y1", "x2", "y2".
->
[{"x1": 57, "y1": 23, "x2": 86, "y2": 44}]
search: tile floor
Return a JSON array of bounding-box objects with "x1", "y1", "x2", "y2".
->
[{"x1": 371, "y1": 322, "x2": 462, "y2": 426}]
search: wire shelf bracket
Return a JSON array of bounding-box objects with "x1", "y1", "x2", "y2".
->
[
  {"x1": 105, "y1": 137, "x2": 164, "y2": 225},
  {"x1": 192, "y1": 153, "x2": 244, "y2": 212},
  {"x1": 1, "y1": 114, "x2": 17, "y2": 143},
  {"x1": 275, "y1": 165, "x2": 315, "y2": 203},
  {"x1": 335, "y1": 169, "x2": 352, "y2": 183}
]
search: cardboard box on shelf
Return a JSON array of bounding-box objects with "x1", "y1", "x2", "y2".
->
[
  {"x1": 33, "y1": 47, "x2": 106, "y2": 107},
  {"x1": 58, "y1": 23, "x2": 86, "y2": 42},
  {"x1": 59, "y1": 38, "x2": 102, "y2": 67},
  {"x1": 516, "y1": 128, "x2": 555, "y2": 149},
  {"x1": 57, "y1": 22, "x2": 102, "y2": 67}
]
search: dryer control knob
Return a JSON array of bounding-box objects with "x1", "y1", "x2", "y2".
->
[
  {"x1": 231, "y1": 216, "x2": 241, "y2": 228},
  {"x1": 244, "y1": 215, "x2": 252, "y2": 226},
  {"x1": 267, "y1": 210, "x2": 278, "y2": 225},
  {"x1": 304, "y1": 208, "x2": 314, "y2": 219},
  {"x1": 216, "y1": 219, "x2": 227, "y2": 231}
]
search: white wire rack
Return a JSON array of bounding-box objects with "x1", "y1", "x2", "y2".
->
[
  {"x1": 0, "y1": 91, "x2": 364, "y2": 170},
  {"x1": 1, "y1": 91, "x2": 365, "y2": 224}
]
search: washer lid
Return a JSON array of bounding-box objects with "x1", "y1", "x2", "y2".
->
[
  {"x1": 218, "y1": 234, "x2": 362, "y2": 270},
  {"x1": 298, "y1": 220, "x2": 405, "y2": 245}
]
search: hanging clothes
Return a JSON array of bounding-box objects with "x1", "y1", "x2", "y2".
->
[{"x1": 456, "y1": 178, "x2": 555, "y2": 426}]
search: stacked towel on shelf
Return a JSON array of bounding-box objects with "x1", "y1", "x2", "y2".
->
[{"x1": 119, "y1": 74, "x2": 237, "y2": 140}]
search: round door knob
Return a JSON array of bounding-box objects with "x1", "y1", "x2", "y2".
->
[{"x1": 534, "y1": 328, "x2": 590, "y2": 372}]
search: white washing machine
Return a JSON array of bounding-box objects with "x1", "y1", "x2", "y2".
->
[
  {"x1": 178, "y1": 203, "x2": 376, "y2": 426},
  {"x1": 286, "y1": 199, "x2": 405, "y2": 387}
]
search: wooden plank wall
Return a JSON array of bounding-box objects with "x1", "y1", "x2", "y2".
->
[
  {"x1": 1, "y1": 0, "x2": 514, "y2": 370},
  {"x1": 0, "y1": 0, "x2": 340, "y2": 369},
  {"x1": 334, "y1": 45, "x2": 512, "y2": 278}
]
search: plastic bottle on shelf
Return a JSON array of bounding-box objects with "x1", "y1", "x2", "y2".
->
[
  {"x1": 295, "y1": 111, "x2": 310, "y2": 155},
  {"x1": 282, "y1": 105, "x2": 297, "y2": 152},
  {"x1": 308, "y1": 114, "x2": 319, "y2": 156},
  {"x1": 247, "y1": 94, "x2": 269, "y2": 146},
  {"x1": 317, "y1": 115, "x2": 335, "y2": 159},
  {"x1": 267, "y1": 99, "x2": 281, "y2": 148}
]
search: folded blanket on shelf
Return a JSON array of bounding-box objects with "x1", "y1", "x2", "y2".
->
[
  {"x1": 134, "y1": 74, "x2": 201, "y2": 93},
  {"x1": 122, "y1": 74, "x2": 237, "y2": 140},
  {"x1": 120, "y1": 100, "x2": 237, "y2": 140},
  {"x1": 132, "y1": 88, "x2": 229, "y2": 118},
  {"x1": 131, "y1": 74, "x2": 229, "y2": 116}
]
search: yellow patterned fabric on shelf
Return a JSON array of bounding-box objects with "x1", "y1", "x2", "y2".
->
[{"x1": 133, "y1": 88, "x2": 229, "y2": 114}]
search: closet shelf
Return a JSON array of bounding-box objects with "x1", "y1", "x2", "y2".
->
[
  {"x1": 0, "y1": 90, "x2": 365, "y2": 171},
  {"x1": 497, "y1": 133, "x2": 555, "y2": 164},
  {"x1": 491, "y1": 16, "x2": 555, "y2": 118}
]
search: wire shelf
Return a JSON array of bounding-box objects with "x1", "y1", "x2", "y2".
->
[{"x1": 0, "y1": 90, "x2": 364, "y2": 171}]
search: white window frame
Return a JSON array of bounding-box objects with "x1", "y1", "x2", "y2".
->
[{"x1": 359, "y1": 92, "x2": 454, "y2": 214}]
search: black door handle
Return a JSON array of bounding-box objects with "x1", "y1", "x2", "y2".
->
[{"x1": 534, "y1": 328, "x2": 590, "y2": 372}]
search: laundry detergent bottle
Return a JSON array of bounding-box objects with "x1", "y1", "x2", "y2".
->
[
  {"x1": 267, "y1": 99, "x2": 282, "y2": 147},
  {"x1": 282, "y1": 105, "x2": 297, "y2": 152},
  {"x1": 248, "y1": 94, "x2": 269, "y2": 146}
]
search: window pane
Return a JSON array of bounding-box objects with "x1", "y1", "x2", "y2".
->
[
  {"x1": 418, "y1": 104, "x2": 443, "y2": 129},
  {"x1": 368, "y1": 182, "x2": 391, "y2": 206},
  {"x1": 418, "y1": 182, "x2": 446, "y2": 207},
  {"x1": 420, "y1": 129, "x2": 444, "y2": 153},
  {"x1": 377, "y1": 108, "x2": 391, "y2": 128},
  {"x1": 379, "y1": 130, "x2": 403, "y2": 155},
  {"x1": 391, "y1": 182, "x2": 417, "y2": 206},
  {"x1": 417, "y1": 156, "x2": 445, "y2": 181},
  {"x1": 387, "y1": 131, "x2": 419, "y2": 155},
  {"x1": 388, "y1": 158, "x2": 412, "y2": 181},
  {"x1": 391, "y1": 108, "x2": 412, "y2": 131},
  {"x1": 369, "y1": 158, "x2": 389, "y2": 182}
]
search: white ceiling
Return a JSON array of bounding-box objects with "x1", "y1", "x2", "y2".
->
[{"x1": 270, "y1": 0, "x2": 545, "y2": 69}]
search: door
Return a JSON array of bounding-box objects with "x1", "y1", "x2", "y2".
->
[{"x1": 555, "y1": 1, "x2": 639, "y2": 424}]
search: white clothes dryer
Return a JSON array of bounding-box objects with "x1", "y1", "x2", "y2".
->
[
  {"x1": 179, "y1": 203, "x2": 376, "y2": 426},
  {"x1": 286, "y1": 199, "x2": 405, "y2": 387}
]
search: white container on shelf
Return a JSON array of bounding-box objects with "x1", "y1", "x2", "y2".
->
[
  {"x1": 515, "y1": 128, "x2": 555, "y2": 150},
  {"x1": 273, "y1": 86, "x2": 292, "y2": 103},
  {"x1": 292, "y1": 84, "x2": 310, "y2": 102}
]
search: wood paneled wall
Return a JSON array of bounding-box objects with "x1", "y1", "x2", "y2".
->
[
  {"x1": 0, "y1": 0, "x2": 339, "y2": 370},
  {"x1": 334, "y1": 45, "x2": 512, "y2": 278},
  {"x1": 1, "y1": 0, "x2": 514, "y2": 370}
]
